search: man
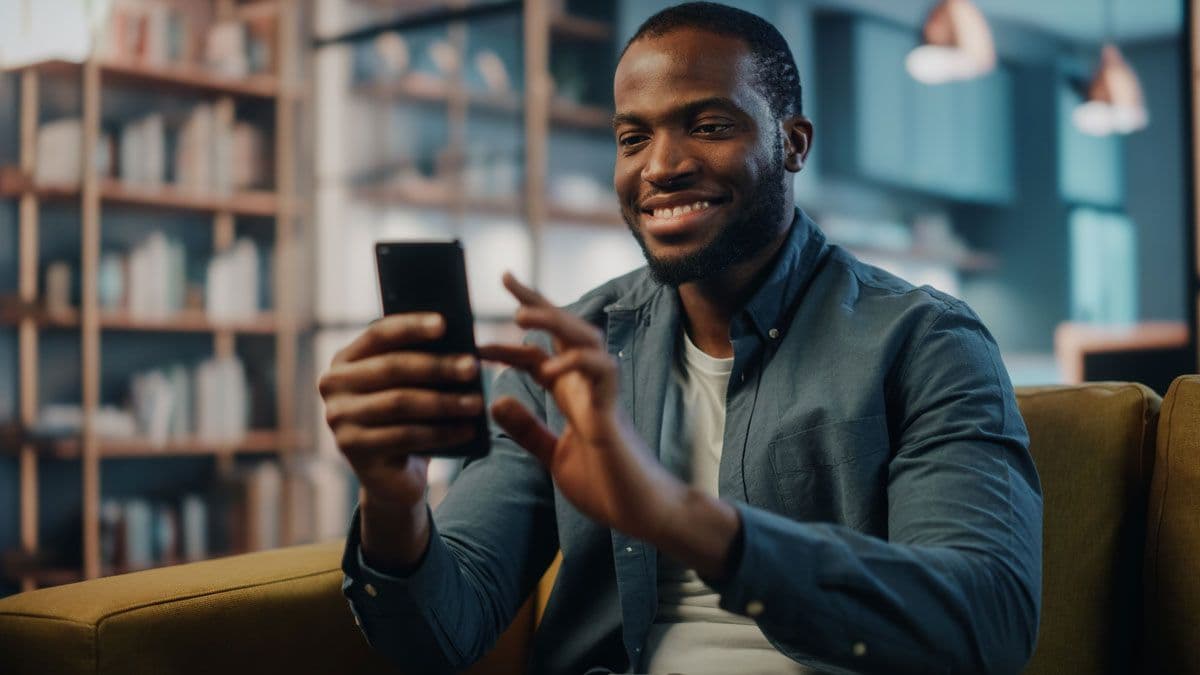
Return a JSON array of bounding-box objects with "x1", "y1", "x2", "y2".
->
[{"x1": 318, "y1": 3, "x2": 1042, "y2": 674}]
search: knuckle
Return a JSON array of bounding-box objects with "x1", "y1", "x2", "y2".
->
[
  {"x1": 334, "y1": 426, "x2": 358, "y2": 451},
  {"x1": 323, "y1": 400, "x2": 343, "y2": 427}
]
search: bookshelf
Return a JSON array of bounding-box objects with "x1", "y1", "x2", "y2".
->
[{"x1": 2, "y1": 0, "x2": 308, "y2": 591}]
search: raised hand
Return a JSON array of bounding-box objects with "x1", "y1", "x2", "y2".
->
[{"x1": 480, "y1": 273, "x2": 687, "y2": 543}]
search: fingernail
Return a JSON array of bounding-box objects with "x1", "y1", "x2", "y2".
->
[
  {"x1": 422, "y1": 314, "x2": 443, "y2": 330},
  {"x1": 457, "y1": 356, "x2": 478, "y2": 376},
  {"x1": 459, "y1": 395, "x2": 481, "y2": 411}
]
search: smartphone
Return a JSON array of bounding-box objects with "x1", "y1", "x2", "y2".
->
[{"x1": 375, "y1": 240, "x2": 489, "y2": 459}]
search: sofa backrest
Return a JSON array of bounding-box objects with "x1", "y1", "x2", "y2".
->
[
  {"x1": 1017, "y1": 383, "x2": 1160, "y2": 675},
  {"x1": 1144, "y1": 374, "x2": 1200, "y2": 673}
]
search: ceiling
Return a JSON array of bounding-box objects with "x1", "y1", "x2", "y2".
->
[
  {"x1": 823, "y1": 0, "x2": 1184, "y2": 44},
  {"x1": 972, "y1": 0, "x2": 1183, "y2": 43}
]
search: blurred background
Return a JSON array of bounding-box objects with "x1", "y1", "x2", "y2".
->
[{"x1": 0, "y1": 0, "x2": 1194, "y2": 597}]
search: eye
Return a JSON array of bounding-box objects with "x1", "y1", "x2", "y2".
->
[
  {"x1": 619, "y1": 134, "x2": 649, "y2": 148},
  {"x1": 694, "y1": 123, "x2": 733, "y2": 135}
]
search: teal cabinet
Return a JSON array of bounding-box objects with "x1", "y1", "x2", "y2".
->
[{"x1": 818, "y1": 14, "x2": 1013, "y2": 204}]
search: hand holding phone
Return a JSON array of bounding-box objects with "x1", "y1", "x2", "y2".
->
[{"x1": 372, "y1": 240, "x2": 490, "y2": 458}]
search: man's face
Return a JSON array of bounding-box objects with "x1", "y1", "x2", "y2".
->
[{"x1": 612, "y1": 28, "x2": 798, "y2": 286}]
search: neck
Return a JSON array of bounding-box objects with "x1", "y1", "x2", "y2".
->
[{"x1": 677, "y1": 221, "x2": 792, "y2": 359}]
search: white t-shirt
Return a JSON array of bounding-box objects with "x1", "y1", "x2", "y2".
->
[{"x1": 640, "y1": 332, "x2": 811, "y2": 674}]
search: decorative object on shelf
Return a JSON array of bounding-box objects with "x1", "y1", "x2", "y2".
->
[
  {"x1": 373, "y1": 32, "x2": 410, "y2": 75},
  {"x1": 206, "y1": 238, "x2": 262, "y2": 322},
  {"x1": 42, "y1": 261, "x2": 72, "y2": 316},
  {"x1": 1072, "y1": 0, "x2": 1147, "y2": 137},
  {"x1": 474, "y1": 49, "x2": 510, "y2": 94},
  {"x1": 906, "y1": 0, "x2": 996, "y2": 85},
  {"x1": 428, "y1": 39, "x2": 459, "y2": 78}
]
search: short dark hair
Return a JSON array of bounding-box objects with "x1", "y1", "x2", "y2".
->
[{"x1": 622, "y1": 2, "x2": 803, "y2": 119}]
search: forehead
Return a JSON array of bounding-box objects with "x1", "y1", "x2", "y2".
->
[{"x1": 614, "y1": 29, "x2": 764, "y2": 116}]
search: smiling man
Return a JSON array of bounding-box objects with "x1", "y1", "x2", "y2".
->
[{"x1": 320, "y1": 3, "x2": 1043, "y2": 674}]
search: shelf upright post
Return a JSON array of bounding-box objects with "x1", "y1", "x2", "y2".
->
[
  {"x1": 276, "y1": 0, "x2": 299, "y2": 546},
  {"x1": 524, "y1": 0, "x2": 551, "y2": 288},
  {"x1": 17, "y1": 66, "x2": 41, "y2": 592},
  {"x1": 448, "y1": 1, "x2": 469, "y2": 235},
  {"x1": 80, "y1": 57, "x2": 103, "y2": 580}
]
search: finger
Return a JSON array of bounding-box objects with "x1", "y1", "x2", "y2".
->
[
  {"x1": 334, "y1": 313, "x2": 445, "y2": 363},
  {"x1": 337, "y1": 422, "x2": 480, "y2": 456},
  {"x1": 515, "y1": 306, "x2": 604, "y2": 349},
  {"x1": 479, "y1": 343, "x2": 552, "y2": 375},
  {"x1": 320, "y1": 351, "x2": 478, "y2": 395},
  {"x1": 502, "y1": 271, "x2": 554, "y2": 309},
  {"x1": 490, "y1": 396, "x2": 558, "y2": 467},
  {"x1": 324, "y1": 389, "x2": 484, "y2": 427}
]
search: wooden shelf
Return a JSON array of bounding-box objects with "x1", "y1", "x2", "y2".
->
[
  {"x1": 3, "y1": 429, "x2": 289, "y2": 460},
  {"x1": 354, "y1": 75, "x2": 522, "y2": 114},
  {"x1": 354, "y1": 183, "x2": 523, "y2": 216},
  {"x1": 0, "y1": 299, "x2": 278, "y2": 335},
  {"x1": 549, "y1": 99, "x2": 613, "y2": 132},
  {"x1": 0, "y1": 167, "x2": 279, "y2": 217},
  {"x1": 3, "y1": 550, "x2": 250, "y2": 587},
  {"x1": 550, "y1": 14, "x2": 613, "y2": 42},
  {"x1": 16, "y1": 59, "x2": 279, "y2": 100},
  {"x1": 546, "y1": 204, "x2": 625, "y2": 227},
  {"x1": 845, "y1": 244, "x2": 999, "y2": 273}
]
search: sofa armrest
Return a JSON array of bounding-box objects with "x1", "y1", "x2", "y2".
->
[
  {"x1": 0, "y1": 541, "x2": 533, "y2": 675},
  {"x1": 1145, "y1": 375, "x2": 1200, "y2": 674}
]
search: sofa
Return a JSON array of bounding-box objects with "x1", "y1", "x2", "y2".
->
[{"x1": 2, "y1": 377, "x2": 1198, "y2": 674}]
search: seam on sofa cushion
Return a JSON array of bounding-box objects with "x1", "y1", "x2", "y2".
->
[
  {"x1": 1146, "y1": 377, "x2": 1180, "y2": 602},
  {"x1": 0, "y1": 612, "x2": 99, "y2": 628},
  {"x1": 89, "y1": 566, "x2": 342, "y2": 626}
]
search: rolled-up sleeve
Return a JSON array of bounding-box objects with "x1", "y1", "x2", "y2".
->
[
  {"x1": 712, "y1": 302, "x2": 1043, "y2": 675},
  {"x1": 341, "y1": 357, "x2": 560, "y2": 674}
]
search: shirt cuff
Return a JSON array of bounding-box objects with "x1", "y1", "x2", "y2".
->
[
  {"x1": 708, "y1": 501, "x2": 821, "y2": 624},
  {"x1": 341, "y1": 504, "x2": 459, "y2": 621}
]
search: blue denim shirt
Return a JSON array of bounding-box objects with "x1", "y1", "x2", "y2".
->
[{"x1": 341, "y1": 210, "x2": 1043, "y2": 675}]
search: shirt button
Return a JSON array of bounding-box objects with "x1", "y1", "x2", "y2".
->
[
  {"x1": 625, "y1": 545, "x2": 634, "y2": 553},
  {"x1": 852, "y1": 642, "x2": 867, "y2": 657},
  {"x1": 768, "y1": 328, "x2": 780, "y2": 339},
  {"x1": 618, "y1": 349, "x2": 626, "y2": 359},
  {"x1": 364, "y1": 583, "x2": 378, "y2": 598},
  {"x1": 745, "y1": 600, "x2": 764, "y2": 617}
]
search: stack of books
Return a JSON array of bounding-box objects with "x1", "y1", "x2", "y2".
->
[{"x1": 97, "y1": 0, "x2": 276, "y2": 77}]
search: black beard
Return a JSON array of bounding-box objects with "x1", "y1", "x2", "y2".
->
[{"x1": 623, "y1": 141, "x2": 789, "y2": 287}]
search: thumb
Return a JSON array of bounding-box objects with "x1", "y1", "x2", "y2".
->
[{"x1": 490, "y1": 396, "x2": 558, "y2": 467}]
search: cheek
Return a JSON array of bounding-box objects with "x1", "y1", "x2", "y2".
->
[{"x1": 613, "y1": 158, "x2": 638, "y2": 198}]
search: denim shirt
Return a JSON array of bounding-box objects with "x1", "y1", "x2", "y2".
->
[{"x1": 341, "y1": 210, "x2": 1043, "y2": 675}]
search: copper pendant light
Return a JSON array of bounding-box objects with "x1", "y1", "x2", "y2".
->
[
  {"x1": 1072, "y1": 0, "x2": 1149, "y2": 138},
  {"x1": 906, "y1": 0, "x2": 997, "y2": 85}
]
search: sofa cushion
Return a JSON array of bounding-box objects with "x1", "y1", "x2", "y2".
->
[
  {"x1": 1144, "y1": 375, "x2": 1200, "y2": 673},
  {"x1": 0, "y1": 540, "x2": 532, "y2": 675},
  {"x1": 1017, "y1": 383, "x2": 1160, "y2": 675}
]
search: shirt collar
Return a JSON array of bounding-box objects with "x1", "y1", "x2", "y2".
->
[
  {"x1": 604, "y1": 207, "x2": 828, "y2": 339},
  {"x1": 740, "y1": 208, "x2": 827, "y2": 341}
]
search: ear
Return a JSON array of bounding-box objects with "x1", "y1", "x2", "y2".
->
[{"x1": 782, "y1": 116, "x2": 813, "y2": 173}]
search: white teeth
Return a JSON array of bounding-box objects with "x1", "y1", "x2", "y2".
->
[{"x1": 651, "y1": 201, "x2": 713, "y2": 219}]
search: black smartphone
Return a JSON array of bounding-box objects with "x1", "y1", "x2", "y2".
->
[{"x1": 375, "y1": 240, "x2": 489, "y2": 459}]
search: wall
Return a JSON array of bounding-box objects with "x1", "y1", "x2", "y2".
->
[{"x1": 1126, "y1": 37, "x2": 1188, "y2": 321}]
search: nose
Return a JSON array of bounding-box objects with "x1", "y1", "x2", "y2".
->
[{"x1": 640, "y1": 132, "x2": 699, "y2": 188}]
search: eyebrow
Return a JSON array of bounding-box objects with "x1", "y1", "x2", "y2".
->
[{"x1": 611, "y1": 96, "x2": 746, "y2": 130}]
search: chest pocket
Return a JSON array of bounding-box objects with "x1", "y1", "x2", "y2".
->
[{"x1": 767, "y1": 414, "x2": 891, "y2": 531}]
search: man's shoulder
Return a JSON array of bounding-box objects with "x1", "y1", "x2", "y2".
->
[
  {"x1": 820, "y1": 243, "x2": 988, "y2": 343},
  {"x1": 560, "y1": 266, "x2": 656, "y2": 324},
  {"x1": 825, "y1": 245, "x2": 980, "y2": 326}
]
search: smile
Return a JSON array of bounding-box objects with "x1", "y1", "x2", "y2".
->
[{"x1": 639, "y1": 198, "x2": 727, "y2": 238}]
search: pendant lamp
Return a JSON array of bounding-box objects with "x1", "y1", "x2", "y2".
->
[
  {"x1": 1072, "y1": 0, "x2": 1148, "y2": 137},
  {"x1": 906, "y1": 0, "x2": 996, "y2": 85}
]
